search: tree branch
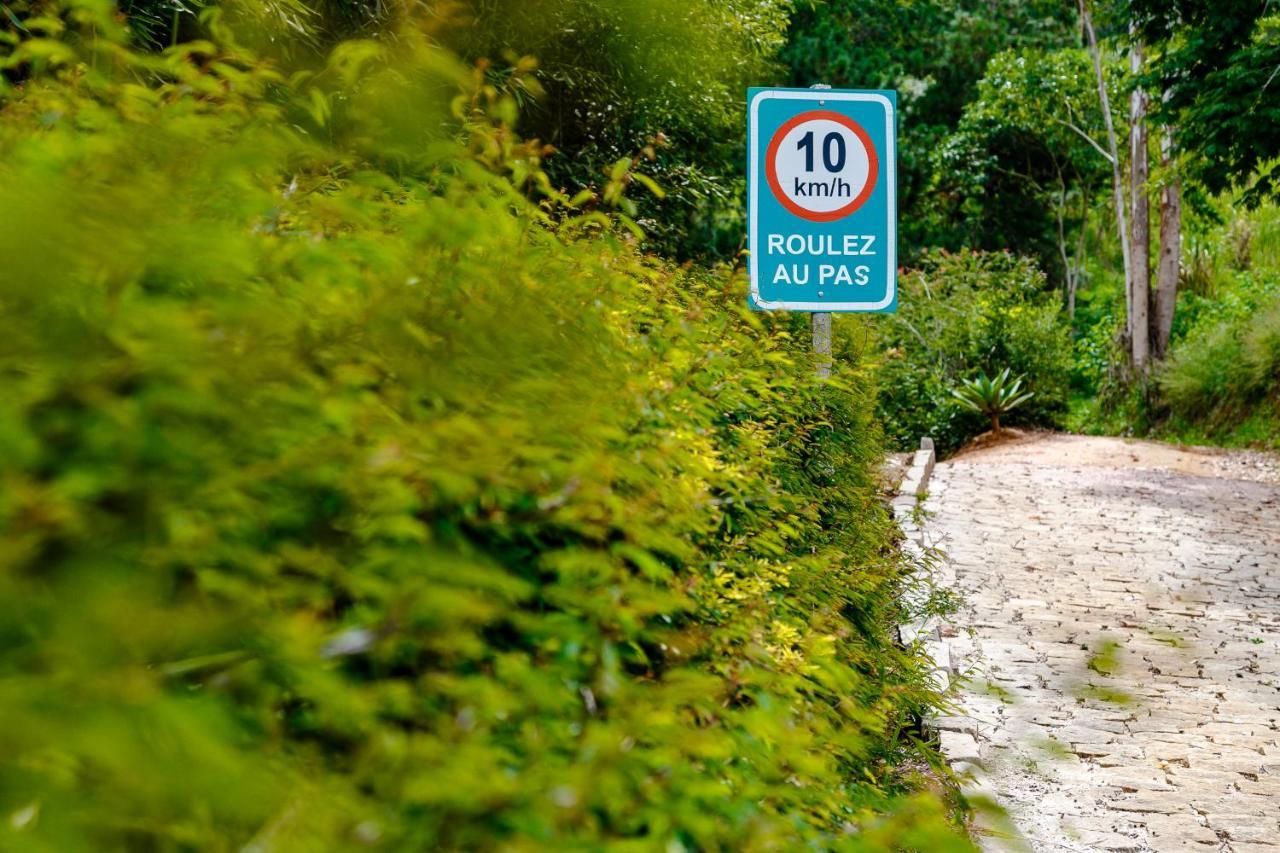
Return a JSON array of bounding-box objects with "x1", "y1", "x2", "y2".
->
[{"x1": 1051, "y1": 115, "x2": 1115, "y2": 164}]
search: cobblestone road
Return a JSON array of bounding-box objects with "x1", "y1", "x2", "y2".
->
[{"x1": 924, "y1": 434, "x2": 1280, "y2": 852}]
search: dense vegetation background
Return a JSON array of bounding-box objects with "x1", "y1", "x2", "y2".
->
[{"x1": 0, "y1": 0, "x2": 1276, "y2": 850}]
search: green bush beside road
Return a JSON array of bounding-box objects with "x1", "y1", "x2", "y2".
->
[
  {"x1": 873, "y1": 250, "x2": 1073, "y2": 454},
  {"x1": 1156, "y1": 278, "x2": 1280, "y2": 449},
  {"x1": 0, "y1": 8, "x2": 965, "y2": 850}
]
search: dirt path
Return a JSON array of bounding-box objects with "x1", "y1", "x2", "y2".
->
[{"x1": 924, "y1": 433, "x2": 1280, "y2": 852}]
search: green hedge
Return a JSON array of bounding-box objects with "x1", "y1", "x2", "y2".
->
[{"x1": 0, "y1": 7, "x2": 967, "y2": 850}]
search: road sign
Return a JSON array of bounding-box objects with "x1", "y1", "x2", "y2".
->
[{"x1": 747, "y1": 88, "x2": 897, "y2": 312}]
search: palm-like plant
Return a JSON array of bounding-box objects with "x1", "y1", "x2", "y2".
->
[{"x1": 950, "y1": 369, "x2": 1034, "y2": 434}]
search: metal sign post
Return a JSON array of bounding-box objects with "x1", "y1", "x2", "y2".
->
[
  {"x1": 809, "y1": 84, "x2": 834, "y2": 380},
  {"x1": 812, "y1": 311, "x2": 832, "y2": 379},
  {"x1": 746, "y1": 84, "x2": 898, "y2": 374}
]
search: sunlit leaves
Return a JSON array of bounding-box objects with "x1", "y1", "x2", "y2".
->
[{"x1": 0, "y1": 5, "x2": 965, "y2": 850}]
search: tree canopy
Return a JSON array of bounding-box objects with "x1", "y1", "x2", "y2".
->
[{"x1": 1131, "y1": 0, "x2": 1280, "y2": 199}]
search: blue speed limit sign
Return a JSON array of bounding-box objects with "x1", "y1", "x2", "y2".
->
[{"x1": 747, "y1": 88, "x2": 897, "y2": 312}]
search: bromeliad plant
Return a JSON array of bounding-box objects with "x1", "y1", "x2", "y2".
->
[{"x1": 951, "y1": 368, "x2": 1035, "y2": 434}]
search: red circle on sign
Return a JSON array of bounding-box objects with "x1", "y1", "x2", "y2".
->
[{"x1": 765, "y1": 110, "x2": 879, "y2": 223}]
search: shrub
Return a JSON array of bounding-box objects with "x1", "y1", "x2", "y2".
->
[
  {"x1": 1157, "y1": 290, "x2": 1280, "y2": 446},
  {"x1": 1169, "y1": 269, "x2": 1280, "y2": 344},
  {"x1": 1243, "y1": 298, "x2": 1280, "y2": 391},
  {"x1": 873, "y1": 250, "x2": 1072, "y2": 453},
  {"x1": 0, "y1": 7, "x2": 965, "y2": 850},
  {"x1": 1138, "y1": 201, "x2": 1280, "y2": 448}
]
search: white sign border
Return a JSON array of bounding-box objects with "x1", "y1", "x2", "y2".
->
[{"x1": 749, "y1": 90, "x2": 896, "y2": 312}]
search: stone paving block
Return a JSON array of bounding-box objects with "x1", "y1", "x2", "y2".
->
[
  {"x1": 1106, "y1": 792, "x2": 1187, "y2": 814},
  {"x1": 1138, "y1": 813, "x2": 1218, "y2": 846},
  {"x1": 942, "y1": 729, "x2": 983, "y2": 763},
  {"x1": 1203, "y1": 813, "x2": 1280, "y2": 844},
  {"x1": 1097, "y1": 766, "x2": 1176, "y2": 793}
]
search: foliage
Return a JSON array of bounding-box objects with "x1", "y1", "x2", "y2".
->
[
  {"x1": 1172, "y1": 270, "x2": 1280, "y2": 344},
  {"x1": 951, "y1": 370, "x2": 1035, "y2": 433},
  {"x1": 1173, "y1": 197, "x2": 1280, "y2": 310},
  {"x1": 781, "y1": 0, "x2": 1074, "y2": 256},
  {"x1": 1070, "y1": 296, "x2": 1123, "y2": 399},
  {"x1": 1068, "y1": 197, "x2": 1280, "y2": 445},
  {"x1": 444, "y1": 0, "x2": 792, "y2": 259},
  {"x1": 9, "y1": 0, "x2": 398, "y2": 55},
  {"x1": 0, "y1": 5, "x2": 969, "y2": 850},
  {"x1": 873, "y1": 250, "x2": 1073, "y2": 454},
  {"x1": 1130, "y1": 0, "x2": 1280, "y2": 201},
  {"x1": 1154, "y1": 279, "x2": 1280, "y2": 447},
  {"x1": 5, "y1": 0, "x2": 791, "y2": 260},
  {"x1": 1061, "y1": 243, "x2": 1132, "y2": 423},
  {"x1": 939, "y1": 47, "x2": 1117, "y2": 287}
]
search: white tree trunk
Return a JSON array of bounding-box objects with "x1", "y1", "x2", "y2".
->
[
  {"x1": 1054, "y1": 169, "x2": 1075, "y2": 315},
  {"x1": 1055, "y1": 197, "x2": 1075, "y2": 315},
  {"x1": 1071, "y1": 189, "x2": 1089, "y2": 317},
  {"x1": 1129, "y1": 34, "x2": 1151, "y2": 371},
  {"x1": 1081, "y1": 0, "x2": 1134, "y2": 363},
  {"x1": 1154, "y1": 127, "x2": 1181, "y2": 359}
]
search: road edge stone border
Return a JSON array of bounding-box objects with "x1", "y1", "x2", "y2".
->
[
  {"x1": 893, "y1": 439, "x2": 1002, "y2": 841},
  {"x1": 893, "y1": 438, "x2": 951, "y2": 698},
  {"x1": 893, "y1": 440, "x2": 974, "y2": 748}
]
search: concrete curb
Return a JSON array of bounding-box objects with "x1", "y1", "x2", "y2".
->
[
  {"x1": 894, "y1": 441, "x2": 1002, "y2": 845},
  {"x1": 891, "y1": 437, "x2": 957, "y2": 717}
]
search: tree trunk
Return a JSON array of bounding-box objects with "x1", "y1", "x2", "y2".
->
[
  {"x1": 1153, "y1": 127, "x2": 1181, "y2": 359},
  {"x1": 1070, "y1": 186, "x2": 1089, "y2": 317},
  {"x1": 1054, "y1": 175, "x2": 1075, "y2": 315},
  {"x1": 1081, "y1": 0, "x2": 1135, "y2": 360},
  {"x1": 1129, "y1": 33, "x2": 1151, "y2": 371}
]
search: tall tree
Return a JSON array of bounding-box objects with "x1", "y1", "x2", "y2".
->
[
  {"x1": 1127, "y1": 0, "x2": 1195, "y2": 361},
  {"x1": 1153, "y1": 126, "x2": 1181, "y2": 359},
  {"x1": 1128, "y1": 31, "x2": 1151, "y2": 370},
  {"x1": 1081, "y1": 0, "x2": 1136, "y2": 364},
  {"x1": 781, "y1": 0, "x2": 1075, "y2": 255},
  {"x1": 941, "y1": 47, "x2": 1110, "y2": 311}
]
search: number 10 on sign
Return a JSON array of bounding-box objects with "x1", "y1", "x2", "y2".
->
[{"x1": 747, "y1": 88, "x2": 897, "y2": 312}]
